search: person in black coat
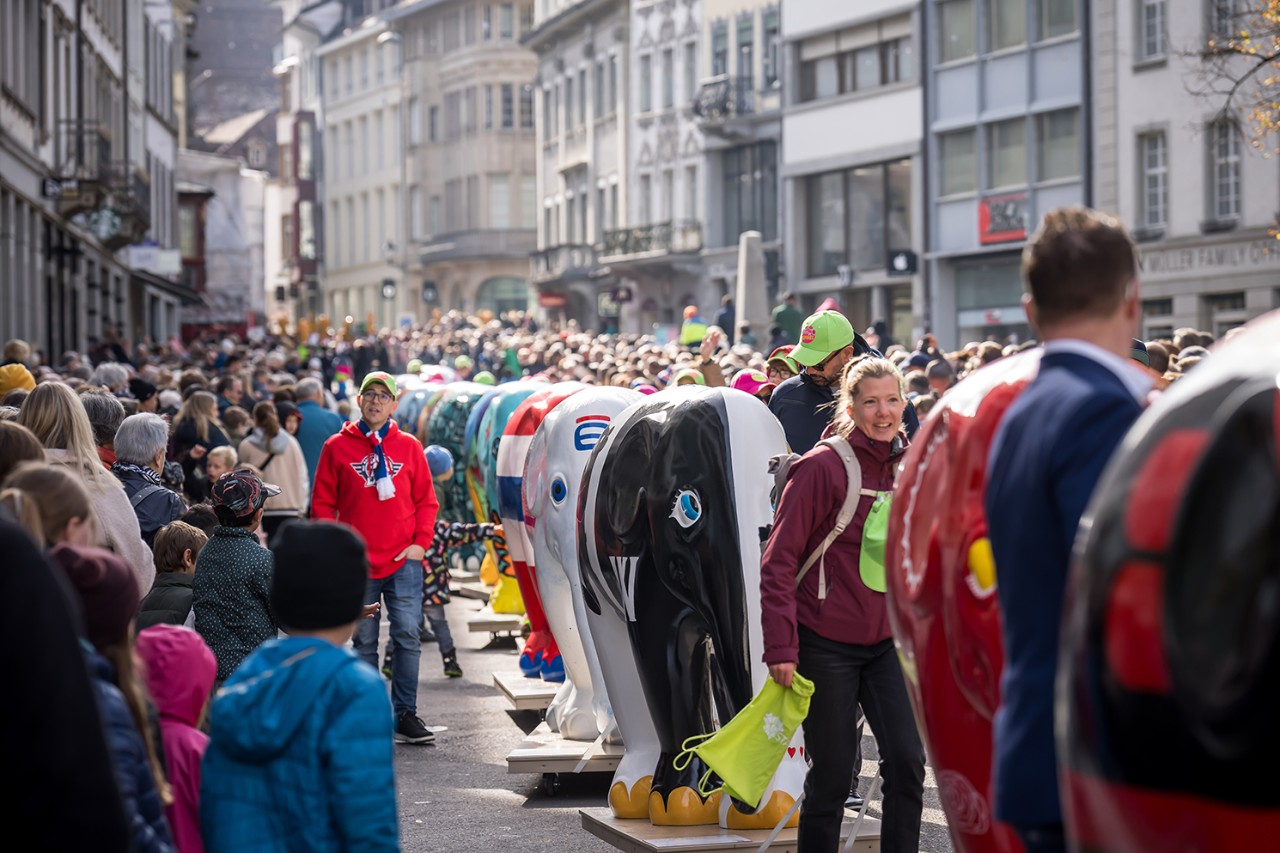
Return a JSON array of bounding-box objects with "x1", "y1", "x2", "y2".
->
[
  {"x1": 52, "y1": 543, "x2": 176, "y2": 853},
  {"x1": 0, "y1": 518, "x2": 132, "y2": 852}
]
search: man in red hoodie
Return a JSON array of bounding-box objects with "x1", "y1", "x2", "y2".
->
[{"x1": 311, "y1": 370, "x2": 439, "y2": 744}]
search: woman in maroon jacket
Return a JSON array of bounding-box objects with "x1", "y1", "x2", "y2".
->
[{"x1": 760, "y1": 356, "x2": 925, "y2": 853}]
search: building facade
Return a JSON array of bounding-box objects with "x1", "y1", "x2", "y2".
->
[
  {"x1": 381, "y1": 0, "x2": 540, "y2": 326},
  {"x1": 1, "y1": 0, "x2": 192, "y2": 360},
  {"x1": 695, "y1": 0, "x2": 782, "y2": 339},
  {"x1": 601, "y1": 0, "x2": 707, "y2": 334},
  {"x1": 316, "y1": 15, "x2": 410, "y2": 332},
  {"x1": 177, "y1": 148, "x2": 267, "y2": 336},
  {"x1": 1094, "y1": 0, "x2": 1280, "y2": 338},
  {"x1": 781, "y1": 0, "x2": 924, "y2": 348},
  {"x1": 268, "y1": 0, "x2": 348, "y2": 331},
  {"x1": 923, "y1": 0, "x2": 1086, "y2": 348},
  {"x1": 526, "y1": 0, "x2": 632, "y2": 328}
]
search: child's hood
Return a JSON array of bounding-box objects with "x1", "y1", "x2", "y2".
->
[
  {"x1": 136, "y1": 624, "x2": 217, "y2": 728},
  {"x1": 208, "y1": 637, "x2": 358, "y2": 763}
]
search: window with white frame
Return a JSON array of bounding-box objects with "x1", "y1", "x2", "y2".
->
[
  {"x1": 1211, "y1": 119, "x2": 1241, "y2": 220},
  {"x1": 1209, "y1": 0, "x2": 1246, "y2": 41},
  {"x1": 763, "y1": 8, "x2": 781, "y2": 86},
  {"x1": 640, "y1": 55, "x2": 653, "y2": 112},
  {"x1": 662, "y1": 48, "x2": 674, "y2": 109},
  {"x1": 491, "y1": 174, "x2": 511, "y2": 229},
  {"x1": 1139, "y1": 0, "x2": 1166, "y2": 61},
  {"x1": 408, "y1": 98, "x2": 422, "y2": 146},
  {"x1": 500, "y1": 3, "x2": 515, "y2": 39},
  {"x1": 410, "y1": 186, "x2": 425, "y2": 239},
  {"x1": 1139, "y1": 131, "x2": 1168, "y2": 228},
  {"x1": 684, "y1": 42, "x2": 697, "y2": 103},
  {"x1": 521, "y1": 85, "x2": 535, "y2": 128}
]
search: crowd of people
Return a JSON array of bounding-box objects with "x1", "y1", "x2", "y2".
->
[{"x1": 0, "y1": 202, "x2": 1235, "y2": 853}]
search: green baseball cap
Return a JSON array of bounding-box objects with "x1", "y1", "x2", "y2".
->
[
  {"x1": 790, "y1": 311, "x2": 854, "y2": 367},
  {"x1": 359, "y1": 370, "x2": 398, "y2": 397}
]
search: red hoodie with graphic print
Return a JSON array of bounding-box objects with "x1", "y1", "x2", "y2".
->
[{"x1": 311, "y1": 419, "x2": 438, "y2": 579}]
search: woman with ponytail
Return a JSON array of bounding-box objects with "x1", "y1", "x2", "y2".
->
[
  {"x1": 51, "y1": 543, "x2": 177, "y2": 853},
  {"x1": 236, "y1": 401, "x2": 308, "y2": 541}
]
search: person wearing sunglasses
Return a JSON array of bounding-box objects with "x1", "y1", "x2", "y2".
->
[{"x1": 767, "y1": 310, "x2": 879, "y2": 454}]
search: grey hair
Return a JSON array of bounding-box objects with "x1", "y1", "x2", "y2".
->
[
  {"x1": 114, "y1": 413, "x2": 171, "y2": 465},
  {"x1": 80, "y1": 391, "x2": 126, "y2": 448},
  {"x1": 89, "y1": 362, "x2": 130, "y2": 391},
  {"x1": 295, "y1": 377, "x2": 323, "y2": 401}
]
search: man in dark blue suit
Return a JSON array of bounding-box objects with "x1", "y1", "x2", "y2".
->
[{"x1": 985, "y1": 207, "x2": 1152, "y2": 853}]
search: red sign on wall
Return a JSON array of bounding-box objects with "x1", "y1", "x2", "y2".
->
[
  {"x1": 978, "y1": 193, "x2": 1028, "y2": 245},
  {"x1": 538, "y1": 292, "x2": 568, "y2": 308}
]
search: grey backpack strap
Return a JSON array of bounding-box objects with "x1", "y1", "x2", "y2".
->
[
  {"x1": 794, "y1": 436, "x2": 872, "y2": 599},
  {"x1": 129, "y1": 483, "x2": 166, "y2": 509}
]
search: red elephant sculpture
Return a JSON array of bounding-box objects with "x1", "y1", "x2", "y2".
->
[
  {"x1": 1059, "y1": 310, "x2": 1280, "y2": 851},
  {"x1": 886, "y1": 350, "x2": 1041, "y2": 853}
]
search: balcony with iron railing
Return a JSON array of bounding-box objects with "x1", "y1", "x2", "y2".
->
[
  {"x1": 692, "y1": 74, "x2": 755, "y2": 122},
  {"x1": 54, "y1": 119, "x2": 112, "y2": 217},
  {"x1": 530, "y1": 243, "x2": 598, "y2": 284},
  {"x1": 599, "y1": 220, "x2": 702, "y2": 262},
  {"x1": 415, "y1": 229, "x2": 537, "y2": 265},
  {"x1": 101, "y1": 162, "x2": 152, "y2": 251},
  {"x1": 691, "y1": 75, "x2": 783, "y2": 140}
]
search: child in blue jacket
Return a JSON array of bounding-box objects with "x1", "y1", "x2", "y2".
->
[{"x1": 200, "y1": 521, "x2": 398, "y2": 853}]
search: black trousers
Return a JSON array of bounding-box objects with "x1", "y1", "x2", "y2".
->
[{"x1": 797, "y1": 633, "x2": 925, "y2": 853}]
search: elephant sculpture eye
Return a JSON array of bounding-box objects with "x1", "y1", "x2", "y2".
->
[
  {"x1": 670, "y1": 488, "x2": 702, "y2": 528},
  {"x1": 550, "y1": 476, "x2": 568, "y2": 505}
]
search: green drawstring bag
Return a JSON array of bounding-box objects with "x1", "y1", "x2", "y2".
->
[
  {"x1": 859, "y1": 491, "x2": 892, "y2": 593},
  {"x1": 673, "y1": 672, "x2": 815, "y2": 810}
]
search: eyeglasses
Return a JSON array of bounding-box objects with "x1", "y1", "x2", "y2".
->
[
  {"x1": 805, "y1": 346, "x2": 846, "y2": 373},
  {"x1": 362, "y1": 391, "x2": 394, "y2": 404}
]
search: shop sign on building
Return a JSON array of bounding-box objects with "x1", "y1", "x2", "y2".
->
[{"x1": 978, "y1": 193, "x2": 1028, "y2": 245}]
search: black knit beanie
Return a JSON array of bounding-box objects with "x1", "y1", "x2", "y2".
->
[{"x1": 270, "y1": 521, "x2": 368, "y2": 631}]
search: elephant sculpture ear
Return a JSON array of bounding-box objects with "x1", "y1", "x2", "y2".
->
[
  {"x1": 579, "y1": 409, "x2": 654, "y2": 618},
  {"x1": 1165, "y1": 377, "x2": 1280, "y2": 762}
]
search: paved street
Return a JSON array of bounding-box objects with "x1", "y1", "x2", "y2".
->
[{"x1": 386, "y1": 599, "x2": 954, "y2": 852}]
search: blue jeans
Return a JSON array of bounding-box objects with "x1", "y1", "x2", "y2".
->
[
  {"x1": 423, "y1": 603, "x2": 454, "y2": 654},
  {"x1": 354, "y1": 560, "x2": 423, "y2": 715}
]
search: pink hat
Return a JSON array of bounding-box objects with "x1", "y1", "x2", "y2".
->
[
  {"x1": 634, "y1": 383, "x2": 658, "y2": 395},
  {"x1": 731, "y1": 369, "x2": 775, "y2": 397}
]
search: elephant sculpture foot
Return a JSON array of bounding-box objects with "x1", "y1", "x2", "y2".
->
[
  {"x1": 608, "y1": 776, "x2": 653, "y2": 820},
  {"x1": 489, "y1": 574, "x2": 525, "y2": 615},
  {"x1": 539, "y1": 651, "x2": 565, "y2": 682},
  {"x1": 648, "y1": 787, "x2": 722, "y2": 826},
  {"x1": 723, "y1": 790, "x2": 800, "y2": 830},
  {"x1": 479, "y1": 551, "x2": 500, "y2": 586}
]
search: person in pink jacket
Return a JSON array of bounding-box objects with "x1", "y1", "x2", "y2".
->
[{"x1": 136, "y1": 624, "x2": 218, "y2": 853}]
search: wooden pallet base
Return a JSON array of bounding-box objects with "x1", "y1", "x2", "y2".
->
[
  {"x1": 507, "y1": 721, "x2": 622, "y2": 775},
  {"x1": 493, "y1": 671, "x2": 559, "y2": 712},
  {"x1": 467, "y1": 607, "x2": 522, "y2": 634},
  {"x1": 580, "y1": 807, "x2": 880, "y2": 852},
  {"x1": 455, "y1": 581, "x2": 492, "y2": 601}
]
